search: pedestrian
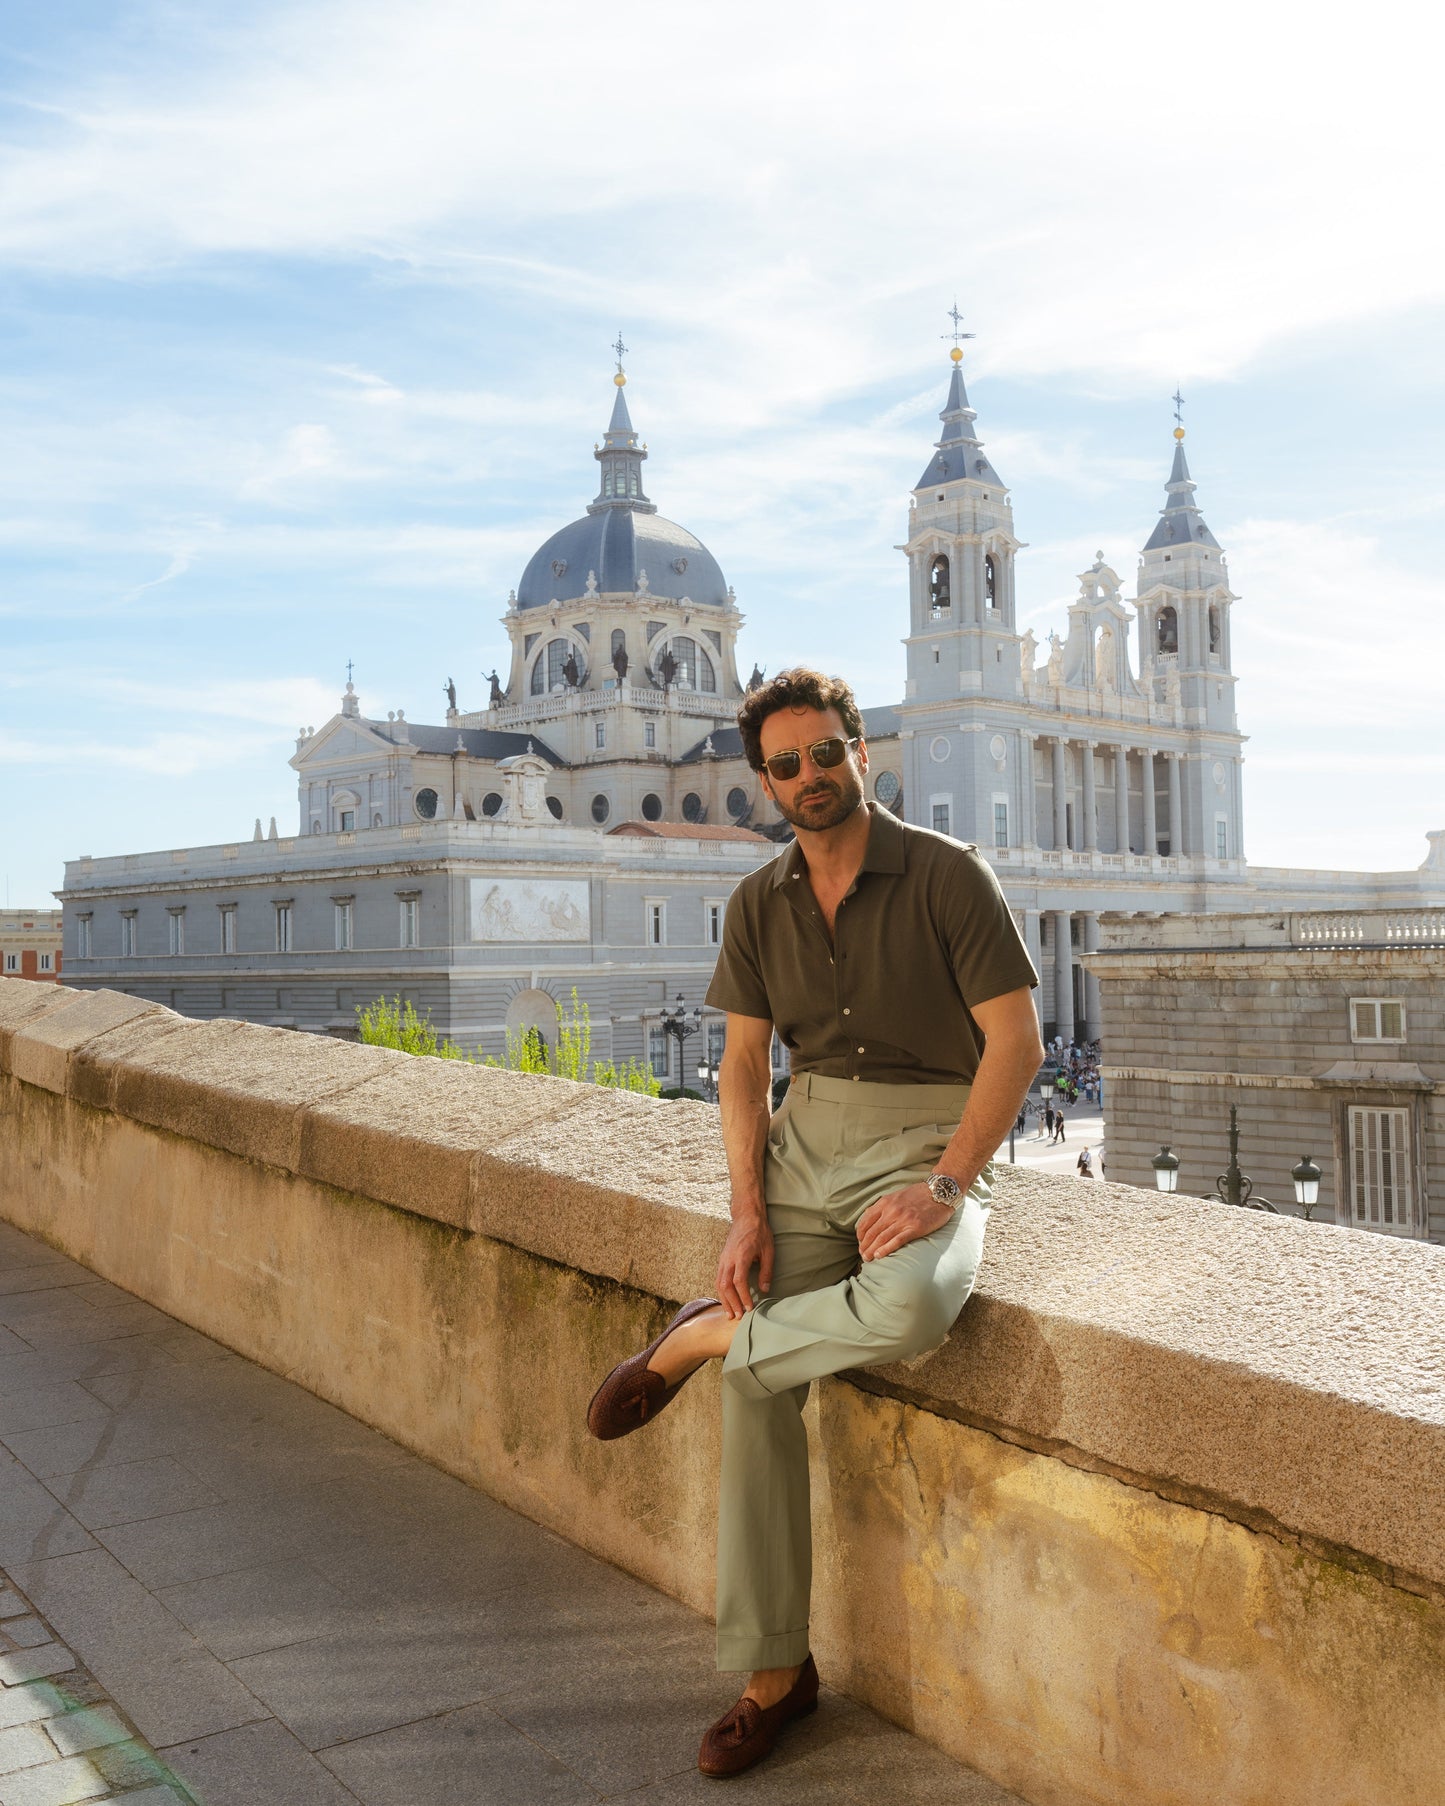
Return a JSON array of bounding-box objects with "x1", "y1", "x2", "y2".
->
[
  {"x1": 1076, "y1": 1147, "x2": 1094, "y2": 1179},
  {"x1": 586, "y1": 668, "x2": 1043, "y2": 1779},
  {"x1": 1044, "y1": 1103, "x2": 1055, "y2": 1138},
  {"x1": 1052, "y1": 1109, "x2": 1067, "y2": 1144}
]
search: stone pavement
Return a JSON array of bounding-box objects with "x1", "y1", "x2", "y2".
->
[{"x1": 0, "y1": 1218, "x2": 1018, "y2": 1805}]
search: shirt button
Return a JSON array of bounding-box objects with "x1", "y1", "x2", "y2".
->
[
  {"x1": 852, "y1": 1075, "x2": 859, "y2": 1082},
  {"x1": 843, "y1": 1007, "x2": 850, "y2": 1015},
  {"x1": 857, "y1": 1046, "x2": 865, "y2": 1054}
]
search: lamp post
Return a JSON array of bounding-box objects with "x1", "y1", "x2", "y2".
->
[
  {"x1": 1152, "y1": 1107, "x2": 1325, "y2": 1217},
  {"x1": 659, "y1": 992, "x2": 701, "y2": 1088},
  {"x1": 696, "y1": 1053, "x2": 721, "y2": 1103}
]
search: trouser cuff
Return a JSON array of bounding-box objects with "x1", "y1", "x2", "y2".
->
[
  {"x1": 716, "y1": 1625, "x2": 811, "y2": 1673},
  {"x1": 721, "y1": 1308, "x2": 779, "y2": 1400}
]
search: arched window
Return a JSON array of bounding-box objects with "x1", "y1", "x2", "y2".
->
[
  {"x1": 1208, "y1": 605, "x2": 1221, "y2": 654},
  {"x1": 985, "y1": 553, "x2": 998, "y2": 608},
  {"x1": 929, "y1": 554, "x2": 951, "y2": 613},
  {"x1": 532, "y1": 638, "x2": 573, "y2": 695},
  {"x1": 1156, "y1": 606, "x2": 1178, "y2": 655},
  {"x1": 611, "y1": 628, "x2": 626, "y2": 659},
  {"x1": 668, "y1": 636, "x2": 714, "y2": 691},
  {"x1": 603, "y1": 470, "x2": 613, "y2": 497}
]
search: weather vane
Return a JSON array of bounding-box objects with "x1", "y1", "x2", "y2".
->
[
  {"x1": 1173, "y1": 388, "x2": 1185, "y2": 427},
  {"x1": 941, "y1": 302, "x2": 975, "y2": 352},
  {"x1": 612, "y1": 332, "x2": 628, "y2": 374},
  {"x1": 346, "y1": 658, "x2": 354, "y2": 684}
]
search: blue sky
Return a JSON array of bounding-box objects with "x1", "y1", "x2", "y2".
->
[{"x1": 2, "y1": 0, "x2": 1442, "y2": 905}]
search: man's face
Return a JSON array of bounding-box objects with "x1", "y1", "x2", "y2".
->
[{"x1": 757, "y1": 704, "x2": 868, "y2": 833}]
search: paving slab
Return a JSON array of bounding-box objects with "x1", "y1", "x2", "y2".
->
[{"x1": 0, "y1": 1218, "x2": 1021, "y2": 1805}]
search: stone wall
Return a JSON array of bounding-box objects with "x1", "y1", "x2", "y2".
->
[{"x1": 2, "y1": 977, "x2": 1443, "y2": 1806}]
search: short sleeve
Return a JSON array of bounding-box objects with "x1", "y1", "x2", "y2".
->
[
  {"x1": 939, "y1": 848, "x2": 1038, "y2": 1008},
  {"x1": 705, "y1": 885, "x2": 772, "y2": 1019}
]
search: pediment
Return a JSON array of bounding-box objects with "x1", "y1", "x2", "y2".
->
[{"x1": 290, "y1": 715, "x2": 395, "y2": 770}]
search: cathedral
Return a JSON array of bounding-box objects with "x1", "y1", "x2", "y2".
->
[{"x1": 60, "y1": 337, "x2": 1443, "y2": 1061}]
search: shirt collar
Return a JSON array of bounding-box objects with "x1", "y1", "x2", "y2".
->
[{"x1": 769, "y1": 802, "x2": 905, "y2": 889}]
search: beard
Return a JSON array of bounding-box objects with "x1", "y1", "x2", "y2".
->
[{"x1": 771, "y1": 768, "x2": 865, "y2": 833}]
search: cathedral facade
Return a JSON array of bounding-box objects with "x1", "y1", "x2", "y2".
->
[{"x1": 59, "y1": 345, "x2": 1443, "y2": 1060}]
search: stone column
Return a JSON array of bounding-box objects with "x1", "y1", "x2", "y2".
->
[
  {"x1": 1081, "y1": 741, "x2": 1098, "y2": 852},
  {"x1": 970, "y1": 542, "x2": 987, "y2": 625},
  {"x1": 1052, "y1": 909, "x2": 1075, "y2": 1044},
  {"x1": 1114, "y1": 746, "x2": 1131, "y2": 854},
  {"x1": 1023, "y1": 909, "x2": 1043, "y2": 1025},
  {"x1": 1081, "y1": 911, "x2": 1101, "y2": 1041},
  {"x1": 1142, "y1": 749, "x2": 1158, "y2": 857},
  {"x1": 1167, "y1": 752, "x2": 1183, "y2": 858},
  {"x1": 1020, "y1": 733, "x2": 1037, "y2": 846},
  {"x1": 1051, "y1": 737, "x2": 1069, "y2": 851}
]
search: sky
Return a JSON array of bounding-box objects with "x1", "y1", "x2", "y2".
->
[{"x1": 2, "y1": 0, "x2": 1443, "y2": 905}]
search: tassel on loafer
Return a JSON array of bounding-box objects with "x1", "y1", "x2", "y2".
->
[
  {"x1": 586, "y1": 1297, "x2": 722, "y2": 1441},
  {"x1": 698, "y1": 1654, "x2": 820, "y2": 1778}
]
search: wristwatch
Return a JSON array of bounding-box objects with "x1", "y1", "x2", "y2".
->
[{"x1": 926, "y1": 1171, "x2": 963, "y2": 1211}]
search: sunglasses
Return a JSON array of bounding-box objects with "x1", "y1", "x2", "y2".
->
[{"x1": 760, "y1": 736, "x2": 860, "y2": 782}]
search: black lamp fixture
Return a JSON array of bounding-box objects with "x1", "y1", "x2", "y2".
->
[
  {"x1": 1154, "y1": 1107, "x2": 1325, "y2": 1218},
  {"x1": 659, "y1": 994, "x2": 702, "y2": 1081}
]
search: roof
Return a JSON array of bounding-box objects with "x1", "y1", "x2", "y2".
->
[
  {"x1": 607, "y1": 821, "x2": 770, "y2": 842},
  {"x1": 364, "y1": 721, "x2": 565, "y2": 766},
  {"x1": 516, "y1": 508, "x2": 728, "y2": 610},
  {"x1": 916, "y1": 363, "x2": 1005, "y2": 491},
  {"x1": 1142, "y1": 438, "x2": 1221, "y2": 553}
]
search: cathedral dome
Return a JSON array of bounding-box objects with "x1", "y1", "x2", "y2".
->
[
  {"x1": 516, "y1": 509, "x2": 728, "y2": 610},
  {"x1": 515, "y1": 364, "x2": 729, "y2": 611}
]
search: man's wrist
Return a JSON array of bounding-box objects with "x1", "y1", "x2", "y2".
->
[
  {"x1": 925, "y1": 1170, "x2": 964, "y2": 1212},
  {"x1": 729, "y1": 1195, "x2": 767, "y2": 1224}
]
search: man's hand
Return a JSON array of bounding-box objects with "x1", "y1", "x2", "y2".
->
[
  {"x1": 856, "y1": 1182, "x2": 953, "y2": 1263},
  {"x1": 717, "y1": 1211, "x2": 774, "y2": 1319}
]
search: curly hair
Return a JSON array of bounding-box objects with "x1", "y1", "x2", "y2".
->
[{"x1": 736, "y1": 667, "x2": 865, "y2": 773}]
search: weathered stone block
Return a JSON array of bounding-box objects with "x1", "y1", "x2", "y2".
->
[
  {"x1": 9, "y1": 991, "x2": 171, "y2": 1095},
  {"x1": 0, "y1": 979, "x2": 80, "y2": 1075}
]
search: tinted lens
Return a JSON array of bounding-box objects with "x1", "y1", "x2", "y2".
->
[
  {"x1": 810, "y1": 737, "x2": 850, "y2": 768},
  {"x1": 764, "y1": 751, "x2": 802, "y2": 780}
]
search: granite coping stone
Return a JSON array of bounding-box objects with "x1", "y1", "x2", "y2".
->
[
  {"x1": 6, "y1": 978, "x2": 1445, "y2": 1599},
  {"x1": 7, "y1": 992, "x2": 171, "y2": 1097}
]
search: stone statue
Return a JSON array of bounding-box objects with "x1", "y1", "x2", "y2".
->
[
  {"x1": 1046, "y1": 631, "x2": 1064, "y2": 686},
  {"x1": 487, "y1": 669, "x2": 505, "y2": 709},
  {"x1": 562, "y1": 650, "x2": 580, "y2": 689},
  {"x1": 585, "y1": 570, "x2": 599, "y2": 597},
  {"x1": 636, "y1": 568, "x2": 651, "y2": 596},
  {"x1": 612, "y1": 641, "x2": 629, "y2": 679},
  {"x1": 659, "y1": 648, "x2": 678, "y2": 687},
  {"x1": 747, "y1": 663, "x2": 765, "y2": 692},
  {"x1": 444, "y1": 676, "x2": 457, "y2": 712},
  {"x1": 1019, "y1": 630, "x2": 1037, "y2": 686},
  {"x1": 1096, "y1": 624, "x2": 1116, "y2": 693}
]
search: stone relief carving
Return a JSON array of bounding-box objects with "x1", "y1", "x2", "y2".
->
[{"x1": 469, "y1": 878, "x2": 590, "y2": 943}]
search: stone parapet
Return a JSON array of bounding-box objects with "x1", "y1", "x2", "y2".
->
[{"x1": 1, "y1": 977, "x2": 1442, "y2": 1806}]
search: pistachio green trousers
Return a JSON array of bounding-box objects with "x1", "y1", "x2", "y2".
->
[{"x1": 715, "y1": 1072, "x2": 989, "y2": 1672}]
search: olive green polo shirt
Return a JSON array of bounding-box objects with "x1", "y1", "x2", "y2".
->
[{"x1": 705, "y1": 804, "x2": 1037, "y2": 1086}]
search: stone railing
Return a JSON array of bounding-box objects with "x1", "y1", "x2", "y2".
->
[
  {"x1": 1, "y1": 978, "x2": 1442, "y2": 1806},
  {"x1": 1100, "y1": 907, "x2": 1445, "y2": 951}
]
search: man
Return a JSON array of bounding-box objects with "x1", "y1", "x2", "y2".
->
[{"x1": 587, "y1": 668, "x2": 1043, "y2": 1778}]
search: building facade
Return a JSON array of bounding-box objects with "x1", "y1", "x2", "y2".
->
[
  {"x1": 1, "y1": 909, "x2": 62, "y2": 984},
  {"x1": 1085, "y1": 907, "x2": 1445, "y2": 1243},
  {"x1": 59, "y1": 341, "x2": 1445, "y2": 1054}
]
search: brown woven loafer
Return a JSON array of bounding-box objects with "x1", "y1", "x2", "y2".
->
[
  {"x1": 586, "y1": 1297, "x2": 721, "y2": 1441},
  {"x1": 698, "y1": 1655, "x2": 819, "y2": 1778}
]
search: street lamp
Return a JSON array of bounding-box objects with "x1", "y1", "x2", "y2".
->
[
  {"x1": 1156, "y1": 1107, "x2": 1325, "y2": 1217},
  {"x1": 696, "y1": 1053, "x2": 721, "y2": 1102},
  {"x1": 659, "y1": 992, "x2": 701, "y2": 1087}
]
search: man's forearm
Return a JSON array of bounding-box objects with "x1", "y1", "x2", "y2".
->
[
  {"x1": 936, "y1": 1037, "x2": 1042, "y2": 1193},
  {"x1": 718, "y1": 1055, "x2": 772, "y2": 1219}
]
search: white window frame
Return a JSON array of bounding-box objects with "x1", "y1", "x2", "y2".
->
[
  {"x1": 929, "y1": 794, "x2": 952, "y2": 838},
  {"x1": 647, "y1": 1024, "x2": 669, "y2": 1079},
  {"x1": 39, "y1": 951, "x2": 53, "y2": 972},
  {"x1": 2, "y1": 952, "x2": 17, "y2": 973},
  {"x1": 220, "y1": 907, "x2": 237, "y2": 955},
  {"x1": 77, "y1": 916, "x2": 92, "y2": 959},
  {"x1": 595, "y1": 721, "x2": 606, "y2": 750},
  {"x1": 167, "y1": 910, "x2": 185, "y2": 957},
  {"x1": 1348, "y1": 1105, "x2": 1416, "y2": 1236},
  {"x1": 275, "y1": 904, "x2": 293, "y2": 954},
  {"x1": 120, "y1": 913, "x2": 137, "y2": 958},
  {"x1": 1214, "y1": 815, "x2": 1229, "y2": 860},
  {"x1": 645, "y1": 899, "x2": 667, "y2": 946},
  {"x1": 1350, "y1": 998, "x2": 1406, "y2": 1044},
  {"x1": 644, "y1": 720, "x2": 657, "y2": 750},
  {"x1": 992, "y1": 794, "x2": 1009, "y2": 850},
  {"x1": 399, "y1": 897, "x2": 419, "y2": 949},
  {"x1": 705, "y1": 899, "x2": 725, "y2": 947},
  {"x1": 334, "y1": 901, "x2": 354, "y2": 952}
]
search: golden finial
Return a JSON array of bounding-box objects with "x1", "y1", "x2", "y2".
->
[
  {"x1": 615, "y1": 372, "x2": 627, "y2": 387},
  {"x1": 950, "y1": 346, "x2": 964, "y2": 364}
]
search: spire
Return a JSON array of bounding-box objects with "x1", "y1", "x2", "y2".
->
[
  {"x1": 916, "y1": 314, "x2": 1004, "y2": 491},
  {"x1": 589, "y1": 339, "x2": 655, "y2": 514},
  {"x1": 1143, "y1": 419, "x2": 1220, "y2": 552}
]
